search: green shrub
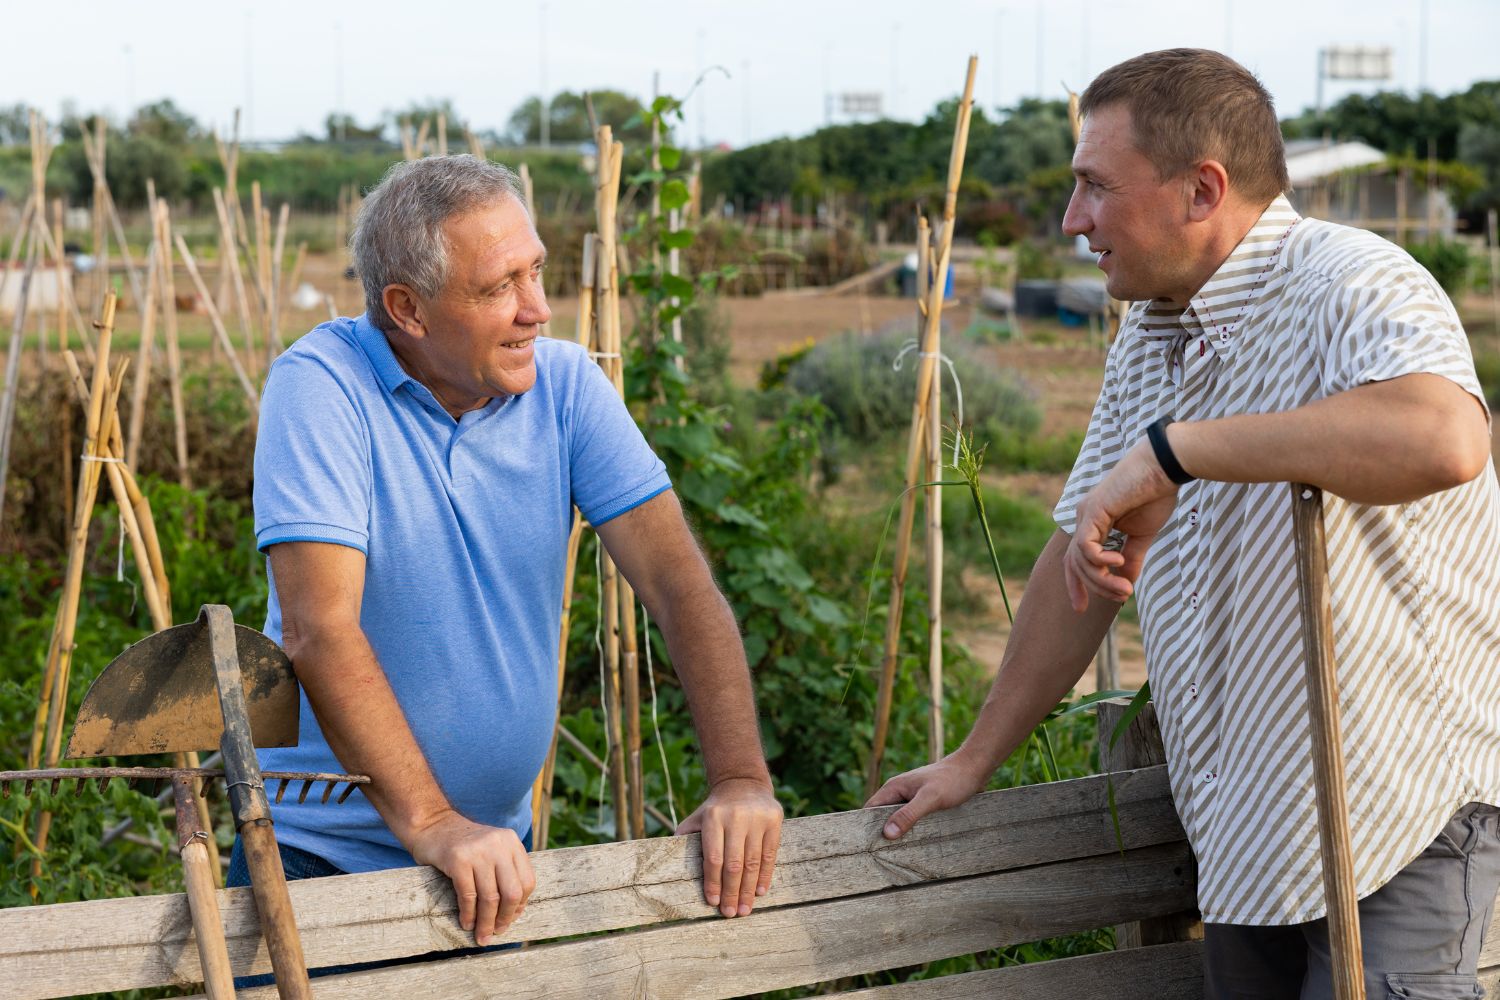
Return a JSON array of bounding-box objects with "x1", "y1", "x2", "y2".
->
[
  {"x1": 1408, "y1": 238, "x2": 1472, "y2": 295},
  {"x1": 783, "y1": 326, "x2": 1041, "y2": 445}
]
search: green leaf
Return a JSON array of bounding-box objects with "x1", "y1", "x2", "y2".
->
[
  {"x1": 661, "y1": 274, "x2": 695, "y2": 299},
  {"x1": 660, "y1": 229, "x2": 695, "y2": 250},
  {"x1": 660, "y1": 145, "x2": 683, "y2": 170},
  {"x1": 661, "y1": 179, "x2": 691, "y2": 210},
  {"x1": 806, "y1": 593, "x2": 849, "y2": 626},
  {"x1": 631, "y1": 169, "x2": 666, "y2": 186},
  {"x1": 714, "y1": 503, "x2": 769, "y2": 532},
  {"x1": 1109, "y1": 682, "x2": 1152, "y2": 751}
]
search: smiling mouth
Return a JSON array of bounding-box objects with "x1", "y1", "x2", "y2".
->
[
  {"x1": 1094, "y1": 249, "x2": 1111, "y2": 264},
  {"x1": 501, "y1": 337, "x2": 536, "y2": 350}
]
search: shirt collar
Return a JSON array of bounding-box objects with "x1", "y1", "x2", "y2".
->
[
  {"x1": 1137, "y1": 194, "x2": 1301, "y2": 359},
  {"x1": 354, "y1": 313, "x2": 419, "y2": 394}
]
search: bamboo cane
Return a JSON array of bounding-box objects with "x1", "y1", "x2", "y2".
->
[
  {"x1": 917, "y1": 217, "x2": 946, "y2": 764},
  {"x1": 399, "y1": 120, "x2": 415, "y2": 161},
  {"x1": 414, "y1": 118, "x2": 431, "y2": 159},
  {"x1": 532, "y1": 234, "x2": 599, "y2": 849},
  {"x1": 52, "y1": 199, "x2": 65, "y2": 357},
  {"x1": 0, "y1": 193, "x2": 36, "y2": 312},
  {"x1": 125, "y1": 240, "x2": 160, "y2": 470},
  {"x1": 268, "y1": 202, "x2": 289, "y2": 364},
  {"x1": 27, "y1": 112, "x2": 92, "y2": 359},
  {"x1": 155, "y1": 204, "x2": 191, "y2": 489},
  {"x1": 174, "y1": 234, "x2": 260, "y2": 416},
  {"x1": 60, "y1": 394, "x2": 73, "y2": 541},
  {"x1": 866, "y1": 56, "x2": 977, "y2": 798},
  {"x1": 1290, "y1": 484, "x2": 1365, "y2": 998},
  {"x1": 466, "y1": 128, "x2": 486, "y2": 160},
  {"x1": 437, "y1": 112, "x2": 448, "y2": 157},
  {"x1": 212, "y1": 187, "x2": 258, "y2": 385},
  {"x1": 0, "y1": 227, "x2": 39, "y2": 531},
  {"x1": 594, "y1": 130, "x2": 631, "y2": 838},
  {"x1": 87, "y1": 117, "x2": 109, "y2": 318},
  {"x1": 1488, "y1": 209, "x2": 1499, "y2": 354},
  {"x1": 79, "y1": 126, "x2": 143, "y2": 309}
]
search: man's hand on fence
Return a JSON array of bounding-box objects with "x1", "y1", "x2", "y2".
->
[
  {"x1": 406, "y1": 810, "x2": 537, "y2": 946},
  {"x1": 866, "y1": 756, "x2": 988, "y2": 839},
  {"x1": 677, "y1": 776, "x2": 784, "y2": 919}
]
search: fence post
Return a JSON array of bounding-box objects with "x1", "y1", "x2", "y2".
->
[{"x1": 1097, "y1": 698, "x2": 1203, "y2": 949}]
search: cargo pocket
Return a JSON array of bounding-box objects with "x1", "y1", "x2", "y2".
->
[{"x1": 1385, "y1": 973, "x2": 1484, "y2": 999}]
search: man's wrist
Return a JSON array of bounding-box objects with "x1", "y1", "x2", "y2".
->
[
  {"x1": 1146, "y1": 416, "x2": 1195, "y2": 486},
  {"x1": 707, "y1": 771, "x2": 775, "y2": 793}
]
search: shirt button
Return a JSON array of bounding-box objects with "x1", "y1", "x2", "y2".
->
[
  {"x1": 1189, "y1": 683, "x2": 1198, "y2": 698},
  {"x1": 1202, "y1": 769, "x2": 1217, "y2": 783},
  {"x1": 1187, "y1": 508, "x2": 1199, "y2": 527},
  {"x1": 1188, "y1": 592, "x2": 1199, "y2": 609}
]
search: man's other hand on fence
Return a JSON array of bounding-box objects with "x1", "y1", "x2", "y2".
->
[
  {"x1": 866, "y1": 756, "x2": 988, "y2": 839},
  {"x1": 677, "y1": 776, "x2": 783, "y2": 918},
  {"x1": 407, "y1": 810, "x2": 536, "y2": 946}
]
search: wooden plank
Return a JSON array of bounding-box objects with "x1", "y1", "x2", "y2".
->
[
  {"x1": 0, "y1": 767, "x2": 1181, "y2": 998},
  {"x1": 831, "y1": 940, "x2": 1204, "y2": 999},
  {"x1": 233, "y1": 843, "x2": 1198, "y2": 1000}
]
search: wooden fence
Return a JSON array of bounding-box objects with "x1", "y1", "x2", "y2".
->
[{"x1": 2, "y1": 706, "x2": 1498, "y2": 997}]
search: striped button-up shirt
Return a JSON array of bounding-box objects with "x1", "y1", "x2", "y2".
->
[{"x1": 1055, "y1": 195, "x2": 1500, "y2": 925}]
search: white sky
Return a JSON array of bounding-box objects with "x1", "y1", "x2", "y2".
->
[{"x1": 8, "y1": 0, "x2": 1498, "y2": 147}]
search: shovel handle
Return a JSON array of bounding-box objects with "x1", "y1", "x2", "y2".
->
[
  {"x1": 204, "y1": 605, "x2": 311, "y2": 1000},
  {"x1": 1290, "y1": 484, "x2": 1365, "y2": 999}
]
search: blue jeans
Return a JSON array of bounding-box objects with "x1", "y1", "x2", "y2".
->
[{"x1": 227, "y1": 828, "x2": 531, "y2": 987}]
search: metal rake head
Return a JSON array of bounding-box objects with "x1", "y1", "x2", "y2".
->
[{"x1": 0, "y1": 766, "x2": 368, "y2": 805}]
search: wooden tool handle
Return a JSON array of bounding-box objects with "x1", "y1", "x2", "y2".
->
[
  {"x1": 241, "y1": 820, "x2": 311, "y2": 999},
  {"x1": 174, "y1": 777, "x2": 235, "y2": 998},
  {"x1": 1290, "y1": 484, "x2": 1365, "y2": 999}
]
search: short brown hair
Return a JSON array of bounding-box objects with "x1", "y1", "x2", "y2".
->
[{"x1": 1080, "y1": 48, "x2": 1289, "y2": 203}]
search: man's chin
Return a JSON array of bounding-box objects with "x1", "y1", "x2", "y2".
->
[{"x1": 491, "y1": 365, "x2": 538, "y2": 398}]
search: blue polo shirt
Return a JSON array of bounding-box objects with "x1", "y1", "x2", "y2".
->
[{"x1": 252, "y1": 315, "x2": 670, "y2": 873}]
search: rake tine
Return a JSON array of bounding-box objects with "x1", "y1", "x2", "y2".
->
[
  {"x1": 275, "y1": 778, "x2": 289, "y2": 804},
  {"x1": 73, "y1": 778, "x2": 87, "y2": 797},
  {"x1": 320, "y1": 781, "x2": 335, "y2": 804},
  {"x1": 336, "y1": 782, "x2": 357, "y2": 804},
  {"x1": 24, "y1": 778, "x2": 34, "y2": 796},
  {"x1": 127, "y1": 776, "x2": 142, "y2": 791},
  {"x1": 297, "y1": 779, "x2": 313, "y2": 804},
  {"x1": 2, "y1": 782, "x2": 10, "y2": 800},
  {"x1": 94, "y1": 776, "x2": 110, "y2": 794},
  {"x1": 49, "y1": 778, "x2": 61, "y2": 796}
]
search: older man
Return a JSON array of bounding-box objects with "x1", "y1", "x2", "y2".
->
[
  {"x1": 869, "y1": 49, "x2": 1500, "y2": 996},
  {"x1": 244, "y1": 156, "x2": 781, "y2": 955}
]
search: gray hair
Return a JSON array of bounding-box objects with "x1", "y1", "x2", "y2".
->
[{"x1": 352, "y1": 155, "x2": 527, "y2": 332}]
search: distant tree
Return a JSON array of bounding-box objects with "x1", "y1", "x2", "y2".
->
[
  {"x1": 0, "y1": 104, "x2": 30, "y2": 146},
  {"x1": 386, "y1": 99, "x2": 469, "y2": 146},
  {"x1": 321, "y1": 113, "x2": 388, "y2": 144},
  {"x1": 505, "y1": 90, "x2": 651, "y2": 145},
  {"x1": 126, "y1": 99, "x2": 201, "y2": 145}
]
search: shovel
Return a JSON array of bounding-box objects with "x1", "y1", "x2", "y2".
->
[{"x1": 1290, "y1": 484, "x2": 1365, "y2": 998}]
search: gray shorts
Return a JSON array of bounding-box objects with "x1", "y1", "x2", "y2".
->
[{"x1": 1205, "y1": 802, "x2": 1500, "y2": 999}]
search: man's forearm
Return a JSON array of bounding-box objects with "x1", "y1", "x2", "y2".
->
[
  {"x1": 647, "y1": 578, "x2": 771, "y2": 789},
  {"x1": 1169, "y1": 373, "x2": 1489, "y2": 505},
  {"x1": 284, "y1": 624, "x2": 454, "y2": 843},
  {"x1": 953, "y1": 531, "x2": 1121, "y2": 778}
]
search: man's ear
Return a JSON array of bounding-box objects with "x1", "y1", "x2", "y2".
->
[
  {"x1": 1187, "y1": 159, "x2": 1231, "y2": 222},
  {"x1": 383, "y1": 284, "x2": 427, "y2": 339}
]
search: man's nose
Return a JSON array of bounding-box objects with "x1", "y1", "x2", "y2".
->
[
  {"x1": 519, "y1": 280, "x2": 552, "y2": 327},
  {"x1": 1061, "y1": 186, "x2": 1089, "y2": 238}
]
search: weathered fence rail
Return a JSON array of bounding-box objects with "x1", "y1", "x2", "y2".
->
[{"x1": 3, "y1": 704, "x2": 1497, "y2": 997}]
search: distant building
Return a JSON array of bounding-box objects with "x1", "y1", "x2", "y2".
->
[{"x1": 1285, "y1": 138, "x2": 1455, "y2": 241}]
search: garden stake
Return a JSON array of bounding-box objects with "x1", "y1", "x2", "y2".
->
[
  {"x1": 533, "y1": 234, "x2": 599, "y2": 849},
  {"x1": 1290, "y1": 484, "x2": 1365, "y2": 998},
  {"x1": 79, "y1": 123, "x2": 144, "y2": 309},
  {"x1": 917, "y1": 215, "x2": 946, "y2": 764},
  {"x1": 213, "y1": 187, "x2": 259, "y2": 387},
  {"x1": 0, "y1": 212, "x2": 39, "y2": 531},
  {"x1": 126, "y1": 238, "x2": 161, "y2": 470},
  {"x1": 437, "y1": 111, "x2": 448, "y2": 156},
  {"x1": 155, "y1": 203, "x2": 192, "y2": 489},
  {"x1": 268, "y1": 202, "x2": 290, "y2": 364},
  {"x1": 867, "y1": 56, "x2": 977, "y2": 798},
  {"x1": 174, "y1": 233, "x2": 261, "y2": 415},
  {"x1": 592, "y1": 125, "x2": 632, "y2": 838}
]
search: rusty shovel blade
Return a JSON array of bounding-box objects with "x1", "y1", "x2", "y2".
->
[{"x1": 67, "y1": 617, "x2": 299, "y2": 758}]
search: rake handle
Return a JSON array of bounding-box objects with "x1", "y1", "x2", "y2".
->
[
  {"x1": 173, "y1": 776, "x2": 235, "y2": 999},
  {"x1": 1289, "y1": 485, "x2": 1365, "y2": 999}
]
